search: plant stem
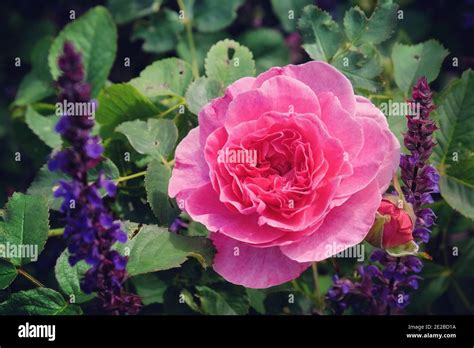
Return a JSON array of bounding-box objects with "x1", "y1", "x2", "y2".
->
[
  {"x1": 115, "y1": 171, "x2": 147, "y2": 184},
  {"x1": 48, "y1": 228, "x2": 64, "y2": 237},
  {"x1": 177, "y1": 0, "x2": 199, "y2": 79},
  {"x1": 328, "y1": 43, "x2": 352, "y2": 64},
  {"x1": 311, "y1": 262, "x2": 324, "y2": 311},
  {"x1": 17, "y1": 268, "x2": 45, "y2": 288},
  {"x1": 368, "y1": 94, "x2": 392, "y2": 100},
  {"x1": 158, "y1": 102, "x2": 184, "y2": 118}
]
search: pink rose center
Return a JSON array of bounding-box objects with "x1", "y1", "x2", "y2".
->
[{"x1": 207, "y1": 112, "x2": 347, "y2": 230}]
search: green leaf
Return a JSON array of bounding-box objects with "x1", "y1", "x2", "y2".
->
[
  {"x1": 432, "y1": 70, "x2": 474, "y2": 219},
  {"x1": 246, "y1": 288, "x2": 266, "y2": 314},
  {"x1": 0, "y1": 193, "x2": 49, "y2": 266},
  {"x1": 123, "y1": 224, "x2": 215, "y2": 276},
  {"x1": 186, "y1": 220, "x2": 210, "y2": 237},
  {"x1": 343, "y1": 7, "x2": 367, "y2": 44},
  {"x1": 412, "y1": 262, "x2": 451, "y2": 308},
  {"x1": 55, "y1": 250, "x2": 95, "y2": 304},
  {"x1": 204, "y1": 39, "x2": 256, "y2": 87},
  {"x1": 95, "y1": 83, "x2": 161, "y2": 139},
  {"x1": 107, "y1": 0, "x2": 161, "y2": 24},
  {"x1": 177, "y1": 32, "x2": 226, "y2": 74},
  {"x1": 27, "y1": 166, "x2": 68, "y2": 211},
  {"x1": 239, "y1": 29, "x2": 290, "y2": 74},
  {"x1": 381, "y1": 92, "x2": 409, "y2": 153},
  {"x1": 454, "y1": 239, "x2": 474, "y2": 277},
  {"x1": 132, "y1": 9, "x2": 183, "y2": 54},
  {"x1": 344, "y1": 0, "x2": 398, "y2": 46},
  {"x1": 131, "y1": 273, "x2": 167, "y2": 305},
  {"x1": 14, "y1": 37, "x2": 55, "y2": 106},
  {"x1": 179, "y1": 288, "x2": 201, "y2": 313},
  {"x1": 271, "y1": 0, "x2": 313, "y2": 32},
  {"x1": 48, "y1": 6, "x2": 117, "y2": 97},
  {"x1": 0, "y1": 259, "x2": 17, "y2": 290},
  {"x1": 89, "y1": 158, "x2": 121, "y2": 181},
  {"x1": 298, "y1": 5, "x2": 343, "y2": 61},
  {"x1": 363, "y1": 0, "x2": 398, "y2": 44},
  {"x1": 145, "y1": 159, "x2": 179, "y2": 225},
  {"x1": 191, "y1": 0, "x2": 245, "y2": 32},
  {"x1": 24, "y1": 106, "x2": 62, "y2": 148},
  {"x1": 131, "y1": 58, "x2": 193, "y2": 101},
  {"x1": 184, "y1": 77, "x2": 223, "y2": 115},
  {"x1": 391, "y1": 39, "x2": 449, "y2": 95},
  {"x1": 332, "y1": 45, "x2": 382, "y2": 91},
  {"x1": 0, "y1": 288, "x2": 82, "y2": 315},
  {"x1": 195, "y1": 285, "x2": 249, "y2": 315},
  {"x1": 116, "y1": 119, "x2": 178, "y2": 159}
]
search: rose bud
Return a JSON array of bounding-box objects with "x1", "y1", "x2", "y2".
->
[{"x1": 365, "y1": 196, "x2": 419, "y2": 256}]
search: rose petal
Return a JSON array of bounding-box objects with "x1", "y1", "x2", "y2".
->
[
  {"x1": 168, "y1": 127, "x2": 209, "y2": 200},
  {"x1": 355, "y1": 96, "x2": 400, "y2": 193},
  {"x1": 225, "y1": 75, "x2": 321, "y2": 129},
  {"x1": 186, "y1": 184, "x2": 286, "y2": 244},
  {"x1": 318, "y1": 92, "x2": 364, "y2": 160},
  {"x1": 280, "y1": 180, "x2": 381, "y2": 262},
  {"x1": 252, "y1": 61, "x2": 356, "y2": 116},
  {"x1": 211, "y1": 232, "x2": 311, "y2": 288},
  {"x1": 198, "y1": 77, "x2": 256, "y2": 146},
  {"x1": 334, "y1": 117, "x2": 389, "y2": 198}
]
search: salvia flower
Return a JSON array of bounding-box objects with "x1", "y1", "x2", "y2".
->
[
  {"x1": 48, "y1": 41, "x2": 141, "y2": 315},
  {"x1": 401, "y1": 77, "x2": 440, "y2": 235},
  {"x1": 327, "y1": 251, "x2": 422, "y2": 315},
  {"x1": 327, "y1": 77, "x2": 438, "y2": 314}
]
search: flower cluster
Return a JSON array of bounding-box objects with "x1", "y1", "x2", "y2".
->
[
  {"x1": 328, "y1": 251, "x2": 422, "y2": 314},
  {"x1": 49, "y1": 42, "x2": 141, "y2": 315},
  {"x1": 400, "y1": 77, "x2": 439, "y2": 244},
  {"x1": 327, "y1": 77, "x2": 438, "y2": 314}
]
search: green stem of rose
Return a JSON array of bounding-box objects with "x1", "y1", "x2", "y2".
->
[
  {"x1": 312, "y1": 262, "x2": 325, "y2": 311},
  {"x1": 328, "y1": 42, "x2": 352, "y2": 64},
  {"x1": 115, "y1": 171, "x2": 147, "y2": 184},
  {"x1": 177, "y1": 0, "x2": 199, "y2": 79},
  {"x1": 17, "y1": 268, "x2": 45, "y2": 288},
  {"x1": 158, "y1": 96, "x2": 187, "y2": 118}
]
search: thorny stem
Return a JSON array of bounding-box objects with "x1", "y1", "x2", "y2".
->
[{"x1": 17, "y1": 268, "x2": 45, "y2": 288}]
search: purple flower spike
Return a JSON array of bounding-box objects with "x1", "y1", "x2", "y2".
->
[
  {"x1": 49, "y1": 42, "x2": 142, "y2": 315},
  {"x1": 400, "y1": 77, "x2": 439, "y2": 244}
]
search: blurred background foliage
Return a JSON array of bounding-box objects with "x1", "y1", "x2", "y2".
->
[{"x1": 0, "y1": 0, "x2": 473, "y2": 315}]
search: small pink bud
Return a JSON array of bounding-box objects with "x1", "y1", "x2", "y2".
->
[
  {"x1": 365, "y1": 196, "x2": 418, "y2": 256},
  {"x1": 378, "y1": 198, "x2": 414, "y2": 248}
]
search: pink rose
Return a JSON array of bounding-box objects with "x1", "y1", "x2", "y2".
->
[
  {"x1": 169, "y1": 61, "x2": 400, "y2": 288},
  {"x1": 378, "y1": 198, "x2": 414, "y2": 249}
]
